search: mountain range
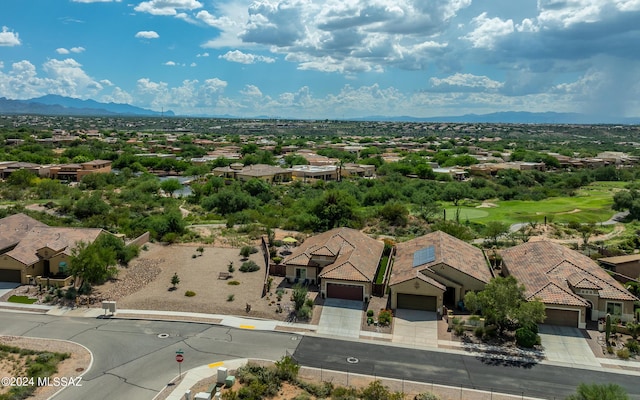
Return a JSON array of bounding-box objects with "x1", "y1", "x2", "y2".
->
[{"x1": 0, "y1": 95, "x2": 638, "y2": 124}]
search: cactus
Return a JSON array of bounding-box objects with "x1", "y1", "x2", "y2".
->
[{"x1": 605, "y1": 313, "x2": 612, "y2": 344}]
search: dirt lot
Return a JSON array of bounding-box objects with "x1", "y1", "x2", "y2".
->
[{"x1": 92, "y1": 242, "x2": 314, "y2": 322}]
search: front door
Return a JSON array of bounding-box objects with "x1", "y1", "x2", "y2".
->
[{"x1": 43, "y1": 260, "x2": 50, "y2": 277}]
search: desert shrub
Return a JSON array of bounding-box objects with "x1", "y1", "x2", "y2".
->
[
  {"x1": 298, "y1": 305, "x2": 313, "y2": 320},
  {"x1": 185, "y1": 290, "x2": 196, "y2": 297},
  {"x1": 415, "y1": 393, "x2": 441, "y2": 400},
  {"x1": 625, "y1": 339, "x2": 640, "y2": 354},
  {"x1": 474, "y1": 327, "x2": 485, "y2": 338},
  {"x1": 331, "y1": 386, "x2": 359, "y2": 400},
  {"x1": 228, "y1": 280, "x2": 240, "y2": 285},
  {"x1": 295, "y1": 381, "x2": 333, "y2": 397},
  {"x1": 240, "y1": 260, "x2": 260, "y2": 272},
  {"x1": 64, "y1": 287, "x2": 77, "y2": 300},
  {"x1": 292, "y1": 394, "x2": 312, "y2": 400},
  {"x1": 378, "y1": 309, "x2": 393, "y2": 326},
  {"x1": 272, "y1": 256, "x2": 283, "y2": 264},
  {"x1": 453, "y1": 323, "x2": 465, "y2": 336},
  {"x1": 274, "y1": 355, "x2": 299, "y2": 381},
  {"x1": 240, "y1": 245, "x2": 258, "y2": 258},
  {"x1": 304, "y1": 298, "x2": 314, "y2": 308},
  {"x1": 359, "y1": 380, "x2": 404, "y2": 400},
  {"x1": 515, "y1": 327, "x2": 538, "y2": 348},
  {"x1": 617, "y1": 347, "x2": 630, "y2": 359},
  {"x1": 44, "y1": 295, "x2": 52, "y2": 303},
  {"x1": 78, "y1": 282, "x2": 92, "y2": 295},
  {"x1": 227, "y1": 294, "x2": 235, "y2": 301},
  {"x1": 367, "y1": 309, "x2": 374, "y2": 317}
]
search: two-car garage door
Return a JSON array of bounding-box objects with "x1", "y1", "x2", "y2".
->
[
  {"x1": 544, "y1": 308, "x2": 579, "y2": 327},
  {"x1": 326, "y1": 283, "x2": 363, "y2": 301},
  {"x1": 0, "y1": 269, "x2": 21, "y2": 283},
  {"x1": 397, "y1": 293, "x2": 437, "y2": 312}
]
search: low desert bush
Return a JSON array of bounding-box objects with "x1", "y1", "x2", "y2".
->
[{"x1": 184, "y1": 290, "x2": 196, "y2": 297}]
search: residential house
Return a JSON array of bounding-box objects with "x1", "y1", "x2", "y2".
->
[
  {"x1": 0, "y1": 213, "x2": 104, "y2": 284},
  {"x1": 49, "y1": 160, "x2": 112, "y2": 181},
  {"x1": 212, "y1": 163, "x2": 292, "y2": 183},
  {"x1": 281, "y1": 227, "x2": 384, "y2": 301},
  {"x1": 599, "y1": 254, "x2": 640, "y2": 283},
  {"x1": 290, "y1": 165, "x2": 338, "y2": 182},
  {"x1": 389, "y1": 231, "x2": 493, "y2": 313},
  {"x1": 500, "y1": 241, "x2": 638, "y2": 329}
]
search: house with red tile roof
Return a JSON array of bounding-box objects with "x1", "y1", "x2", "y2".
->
[
  {"x1": 500, "y1": 241, "x2": 638, "y2": 329},
  {"x1": 281, "y1": 227, "x2": 384, "y2": 301},
  {"x1": 0, "y1": 213, "x2": 104, "y2": 284},
  {"x1": 389, "y1": 231, "x2": 493, "y2": 312}
]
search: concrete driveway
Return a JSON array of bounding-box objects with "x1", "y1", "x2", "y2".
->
[
  {"x1": 316, "y1": 299, "x2": 362, "y2": 338},
  {"x1": 538, "y1": 324, "x2": 600, "y2": 367},
  {"x1": 392, "y1": 309, "x2": 438, "y2": 347},
  {"x1": 0, "y1": 282, "x2": 20, "y2": 298}
]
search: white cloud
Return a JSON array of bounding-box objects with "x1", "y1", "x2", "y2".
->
[
  {"x1": 196, "y1": 52, "x2": 209, "y2": 57},
  {"x1": 190, "y1": 62, "x2": 197, "y2": 67},
  {"x1": 164, "y1": 61, "x2": 177, "y2": 66},
  {"x1": 430, "y1": 73, "x2": 504, "y2": 92},
  {"x1": 463, "y1": 13, "x2": 514, "y2": 49},
  {"x1": 72, "y1": 0, "x2": 122, "y2": 3},
  {"x1": 219, "y1": 50, "x2": 275, "y2": 64},
  {"x1": 100, "y1": 87, "x2": 133, "y2": 104},
  {"x1": 537, "y1": 0, "x2": 640, "y2": 28},
  {"x1": 241, "y1": 84, "x2": 263, "y2": 97},
  {"x1": 201, "y1": 0, "x2": 469, "y2": 73},
  {"x1": 42, "y1": 58, "x2": 103, "y2": 97},
  {"x1": 134, "y1": 0, "x2": 203, "y2": 16},
  {"x1": 57, "y1": 47, "x2": 86, "y2": 54},
  {"x1": 0, "y1": 26, "x2": 21, "y2": 47},
  {"x1": 135, "y1": 31, "x2": 160, "y2": 39}
]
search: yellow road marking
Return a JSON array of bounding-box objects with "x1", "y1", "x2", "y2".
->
[
  {"x1": 239, "y1": 325, "x2": 255, "y2": 329},
  {"x1": 208, "y1": 362, "x2": 224, "y2": 368}
]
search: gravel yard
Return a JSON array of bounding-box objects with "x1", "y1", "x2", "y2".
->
[{"x1": 93, "y1": 242, "x2": 301, "y2": 321}]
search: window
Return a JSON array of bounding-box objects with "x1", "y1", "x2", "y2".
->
[
  {"x1": 606, "y1": 302, "x2": 622, "y2": 315},
  {"x1": 295, "y1": 268, "x2": 306, "y2": 280}
]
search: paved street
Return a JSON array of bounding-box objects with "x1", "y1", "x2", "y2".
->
[{"x1": 0, "y1": 311, "x2": 300, "y2": 400}]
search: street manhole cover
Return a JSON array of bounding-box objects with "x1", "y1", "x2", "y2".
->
[
  {"x1": 157, "y1": 333, "x2": 170, "y2": 338},
  {"x1": 346, "y1": 357, "x2": 359, "y2": 364}
]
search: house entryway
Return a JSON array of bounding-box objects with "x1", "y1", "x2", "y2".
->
[{"x1": 316, "y1": 299, "x2": 362, "y2": 338}]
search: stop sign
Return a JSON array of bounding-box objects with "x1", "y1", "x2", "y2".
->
[{"x1": 176, "y1": 354, "x2": 184, "y2": 363}]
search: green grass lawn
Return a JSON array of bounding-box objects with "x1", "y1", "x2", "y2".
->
[
  {"x1": 444, "y1": 181, "x2": 618, "y2": 226},
  {"x1": 7, "y1": 295, "x2": 38, "y2": 304}
]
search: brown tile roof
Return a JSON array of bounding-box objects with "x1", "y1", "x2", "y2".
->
[
  {"x1": 599, "y1": 254, "x2": 640, "y2": 264},
  {"x1": 500, "y1": 241, "x2": 638, "y2": 305},
  {"x1": 6, "y1": 226, "x2": 103, "y2": 265},
  {"x1": 283, "y1": 227, "x2": 383, "y2": 282},
  {"x1": 0, "y1": 213, "x2": 47, "y2": 251},
  {"x1": 390, "y1": 231, "x2": 491, "y2": 287}
]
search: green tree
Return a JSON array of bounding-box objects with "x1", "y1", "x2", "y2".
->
[
  {"x1": 565, "y1": 383, "x2": 629, "y2": 400},
  {"x1": 468, "y1": 275, "x2": 545, "y2": 332},
  {"x1": 441, "y1": 182, "x2": 469, "y2": 206},
  {"x1": 171, "y1": 272, "x2": 180, "y2": 289},
  {"x1": 160, "y1": 178, "x2": 182, "y2": 198},
  {"x1": 69, "y1": 239, "x2": 118, "y2": 287},
  {"x1": 7, "y1": 169, "x2": 37, "y2": 188},
  {"x1": 379, "y1": 202, "x2": 409, "y2": 226},
  {"x1": 483, "y1": 221, "x2": 510, "y2": 246},
  {"x1": 311, "y1": 190, "x2": 359, "y2": 230},
  {"x1": 292, "y1": 284, "x2": 308, "y2": 311}
]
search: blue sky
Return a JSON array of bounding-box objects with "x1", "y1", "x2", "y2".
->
[{"x1": 1, "y1": 0, "x2": 639, "y2": 119}]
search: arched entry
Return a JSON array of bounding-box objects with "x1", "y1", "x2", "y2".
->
[{"x1": 586, "y1": 300, "x2": 594, "y2": 321}]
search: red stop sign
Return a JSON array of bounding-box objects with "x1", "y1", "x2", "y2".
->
[{"x1": 176, "y1": 354, "x2": 184, "y2": 363}]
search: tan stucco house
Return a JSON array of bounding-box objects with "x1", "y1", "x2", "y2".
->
[
  {"x1": 281, "y1": 227, "x2": 383, "y2": 301},
  {"x1": 0, "y1": 213, "x2": 104, "y2": 284},
  {"x1": 389, "y1": 231, "x2": 493, "y2": 313},
  {"x1": 501, "y1": 241, "x2": 638, "y2": 329}
]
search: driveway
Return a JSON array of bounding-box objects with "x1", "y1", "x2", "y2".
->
[
  {"x1": 0, "y1": 282, "x2": 20, "y2": 298},
  {"x1": 316, "y1": 299, "x2": 362, "y2": 338},
  {"x1": 538, "y1": 324, "x2": 600, "y2": 367},
  {"x1": 392, "y1": 309, "x2": 438, "y2": 347}
]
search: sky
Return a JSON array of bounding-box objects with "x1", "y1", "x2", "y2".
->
[{"x1": 1, "y1": 0, "x2": 639, "y2": 119}]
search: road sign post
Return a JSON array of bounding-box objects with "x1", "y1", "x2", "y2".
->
[{"x1": 176, "y1": 350, "x2": 184, "y2": 379}]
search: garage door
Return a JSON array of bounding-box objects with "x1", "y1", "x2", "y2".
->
[
  {"x1": 0, "y1": 269, "x2": 21, "y2": 283},
  {"x1": 545, "y1": 308, "x2": 579, "y2": 327},
  {"x1": 397, "y1": 293, "x2": 437, "y2": 311},
  {"x1": 327, "y1": 283, "x2": 363, "y2": 301}
]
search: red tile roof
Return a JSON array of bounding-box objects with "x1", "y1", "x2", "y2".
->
[
  {"x1": 500, "y1": 241, "x2": 637, "y2": 305},
  {"x1": 282, "y1": 227, "x2": 383, "y2": 282},
  {"x1": 390, "y1": 231, "x2": 491, "y2": 287}
]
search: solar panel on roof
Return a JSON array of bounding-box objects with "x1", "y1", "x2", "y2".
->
[{"x1": 413, "y1": 246, "x2": 435, "y2": 268}]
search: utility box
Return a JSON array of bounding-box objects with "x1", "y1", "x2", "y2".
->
[
  {"x1": 102, "y1": 301, "x2": 116, "y2": 315},
  {"x1": 216, "y1": 367, "x2": 228, "y2": 384},
  {"x1": 194, "y1": 392, "x2": 211, "y2": 400},
  {"x1": 225, "y1": 376, "x2": 235, "y2": 388}
]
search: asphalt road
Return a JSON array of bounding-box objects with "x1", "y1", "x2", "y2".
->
[
  {"x1": 2, "y1": 311, "x2": 639, "y2": 400},
  {"x1": 292, "y1": 336, "x2": 640, "y2": 400},
  {"x1": 0, "y1": 311, "x2": 301, "y2": 400}
]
